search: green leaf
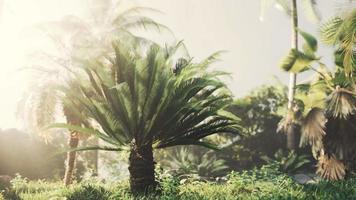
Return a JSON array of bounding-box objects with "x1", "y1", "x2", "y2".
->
[
  {"x1": 320, "y1": 17, "x2": 343, "y2": 45},
  {"x1": 280, "y1": 49, "x2": 316, "y2": 73},
  {"x1": 217, "y1": 110, "x2": 240, "y2": 121},
  {"x1": 45, "y1": 123, "x2": 120, "y2": 146},
  {"x1": 298, "y1": 29, "x2": 318, "y2": 55}
]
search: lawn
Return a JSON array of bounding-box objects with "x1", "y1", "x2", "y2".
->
[{"x1": 2, "y1": 165, "x2": 356, "y2": 200}]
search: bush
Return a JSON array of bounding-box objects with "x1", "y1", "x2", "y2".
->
[
  {"x1": 157, "y1": 146, "x2": 228, "y2": 178},
  {"x1": 261, "y1": 149, "x2": 311, "y2": 173},
  {"x1": 65, "y1": 184, "x2": 111, "y2": 200},
  {"x1": 213, "y1": 84, "x2": 287, "y2": 170}
]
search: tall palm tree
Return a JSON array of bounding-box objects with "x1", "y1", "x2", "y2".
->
[
  {"x1": 260, "y1": 0, "x2": 320, "y2": 149},
  {"x1": 299, "y1": 9, "x2": 356, "y2": 180},
  {"x1": 51, "y1": 40, "x2": 241, "y2": 194},
  {"x1": 286, "y1": 0, "x2": 300, "y2": 150},
  {"x1": 298, "y1": 62, "x2": 356, "y2": 180},
  {"x1": 18, "y1": 1, "x2": 166, "y2": 186}
]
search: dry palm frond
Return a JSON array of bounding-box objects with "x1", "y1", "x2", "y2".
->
[
  {"x1": 326, "y1": 86, "x2": 356, "y2": 119},
  {"x1": 316, "y1": 154, "x2": 346, "y2": 180},
  {"x1": 301, "y1": 108, "x2": 326, "y2": 148}
]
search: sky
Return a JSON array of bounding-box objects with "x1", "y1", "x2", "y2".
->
[{"x1": 0, "y1": 0, "x2": 346, "y2": 129}]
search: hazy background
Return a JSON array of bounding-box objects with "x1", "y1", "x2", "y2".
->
[{"x1": 0, "y1": 0, "x2": 339, "y2": 129}]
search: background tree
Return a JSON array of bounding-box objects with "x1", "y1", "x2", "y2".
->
[
  {"x1": 52, "y1": 40, "x2": 241, "y2": 194},
  {"x1": 214, "y1": 83, "x2": 288, "y2": 170}
]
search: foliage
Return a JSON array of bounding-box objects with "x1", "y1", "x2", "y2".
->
[
  {"x1": 18, "y1": 2, "x2": 168, "y2": 143},
  {"x1": 230, "y1": 83, "x2": 287, "y2": 137},
  {"x1": 292, "y1": 11, "x2": 356, "y2": 180},
  {"x1": 0, "y1": 189, "x2": 22, "y2": 200},
  {"x1": 160, "y1": 146, "x2": 228, "y2": 178},
  {"x1": 6, "y1": 166, "x2": 356, "y2": 200},
  {"x1": 279, "y1": 29, "x2": 319, "y2": 73},
  {"x1": 65, "y1": 184, "x2": 111, "y2": 200},
  {"x1": 18, "y1": 1, "x2": 169, "y2": 184},
  {"x1": 215, "y1": 84, "x2": 287, "y2": 170},
  {"x1": 320, "y1": 9, "x2": 356, "y2": 77},
  {"x1": 261, "y1": 149, "x2": 311, "y2": 173},
  {"x1": 53, "y1": 40, "x2": 240, "y2": 152},
  {"x1": 51, "y1": 39, "x2": 240, "y2": 192}
]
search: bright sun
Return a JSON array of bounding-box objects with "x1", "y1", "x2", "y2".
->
[{"x1": 0, "y1": 0, "x2": 89, "y2": 129}]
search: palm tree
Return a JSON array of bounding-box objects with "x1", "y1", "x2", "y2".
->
[
  {"x1": 18, "y1": 1, "x2": 166, "y2": 186},
  {"x1": 260, "y1": 0, "x2": 320, "y2": 150},
  {"x1": 299, "y1": 65, "x2": 356, "y2": 180},
  {"x1": 51, "y1": 40, "x2": 241, "y2": 193},
  {"x1": 298, "y1": 9, "x2": 356, "y2": 180}
]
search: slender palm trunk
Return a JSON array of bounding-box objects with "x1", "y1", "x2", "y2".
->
[
  {"x1": 286, "y1": 0, "x2": 299, "y2": 150},
  {"x1": 64, "y1": 131, "x2": 79, "y2": 186},
  {"x1": 128, "y1": 140, "x2": 157, "y2": 194}
]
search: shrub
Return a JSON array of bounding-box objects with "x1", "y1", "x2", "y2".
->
[
  {"x1": 159, "y1": 146, "x2": 228, "y2": 178},
  {"x1": 65, "y1": 184, "x2": 111, "y2": 200}
]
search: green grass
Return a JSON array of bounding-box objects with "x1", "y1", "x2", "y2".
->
[{"x1": 2, "y1": 165, "x2": 356, "y2": 200}]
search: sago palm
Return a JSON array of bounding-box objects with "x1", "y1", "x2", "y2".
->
[
  {"x1": 18, "y1": 1, "x2": 166, "y2": 186},
  {"x1": 52, "y1": 40, "x2": 241, "y2": 193}
]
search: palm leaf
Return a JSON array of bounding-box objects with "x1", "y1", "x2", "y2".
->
[{"x1": 300, "y1": 108, "x2": 326, "y2": 149}]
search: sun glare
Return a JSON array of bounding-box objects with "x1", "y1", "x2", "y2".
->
[{"x1": 0, "y1": 0, "x2": 89, "y2": 129}]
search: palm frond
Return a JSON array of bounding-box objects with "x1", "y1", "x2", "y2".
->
[
  {"x1": 300, "y1": 108, "x2": 326, "y2": 149},
  {"x1": 55, "y1": 40, "x2": 241, "y2": 152},
  {"x1": 316, "y1": 154, "x2": 346, "y2": 180},
  {"x1": 280, "y1": 48, "x2": 316, "y2": 73},
  {"x1": 326, "y1": 87, "x2": 356, "y2": 119},
  {"x1": 320, "y1": 17, "x2": 344, "y2": 45}
]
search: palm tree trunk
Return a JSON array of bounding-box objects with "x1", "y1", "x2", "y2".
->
[
  {"x1": 63, "y1": 131, "x2": 79, "y2": 186},
  {"x1": 286, "y1": 0, "x2": 299, "y2": 150},
  {"x1": 63, "y1": 104, "x2": 81, "y2": 186},
  {"x1": 128, "y1": 140, "x2": 157, "y2": 194}
]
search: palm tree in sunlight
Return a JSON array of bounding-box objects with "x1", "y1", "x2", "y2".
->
[
  {"x1": 260, "y1": 0, "x2": 320, "y2": 150},
  {"x1": 18, "y1": 0, "x2": 167, "y2": 186},
  {"x1": 50, "y1": 40, "x2": 241, "y2": 194}
]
